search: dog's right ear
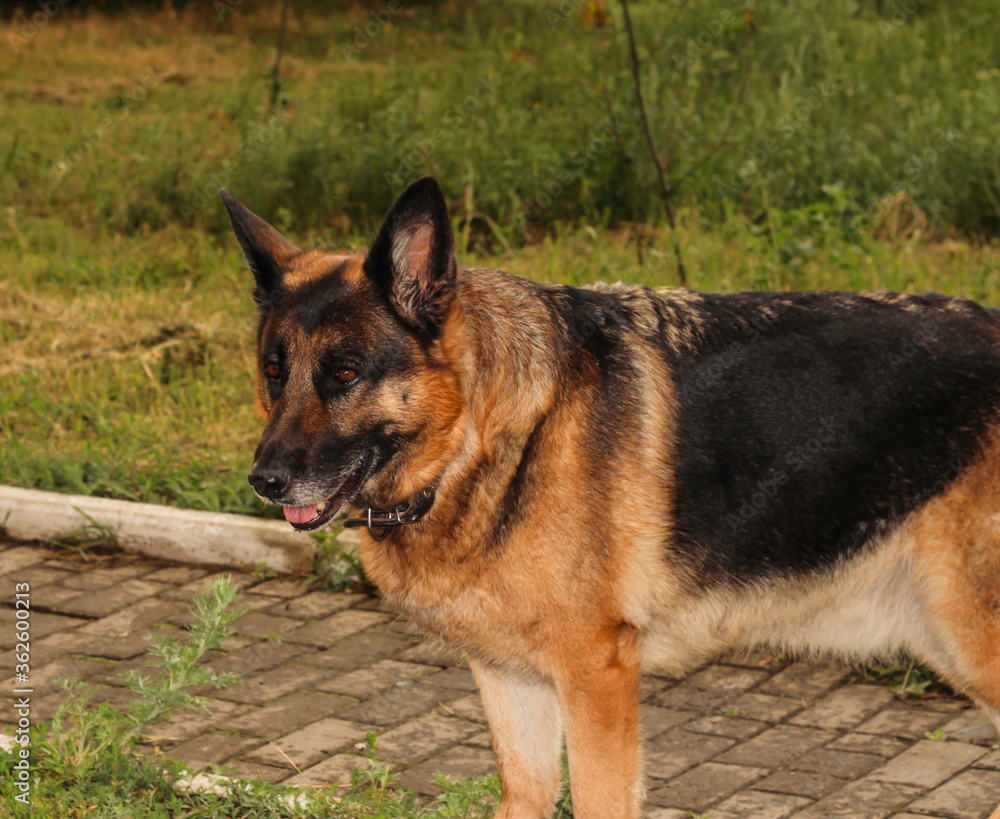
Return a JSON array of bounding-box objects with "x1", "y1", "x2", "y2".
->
[
  {"x1": 363, "y1": 176, "x2": 457, "y2": 335},
  {"x1": 220, "y1": 190, "x2": 301, "y2": 312}
]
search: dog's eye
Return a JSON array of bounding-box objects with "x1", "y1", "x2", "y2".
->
[
  {"x1": 336, "y1": 367, "x2": 359, "y2": 385},
  {"x1": 264, "y1": 361, "x2": 281, "y2": 380}
]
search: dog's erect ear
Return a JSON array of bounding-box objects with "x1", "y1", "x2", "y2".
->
[
  {"x1": 220, "y1": 189, "x2": 301, "y2": 311},
  {"x1": 364, "y1": 176, "x2": 457, "y2": 333}
]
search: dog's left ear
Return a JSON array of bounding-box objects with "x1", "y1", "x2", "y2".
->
[
  {"x1": 220, "y1": 189, "x2": 301, "y2": 313},
  {"x1": 364, "y1": 176, "x2": 457, "y2": 334}
]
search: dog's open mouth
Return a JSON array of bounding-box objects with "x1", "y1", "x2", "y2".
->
[{"x1": 283, "y1": 450, "x2": 374, "y2": 532}]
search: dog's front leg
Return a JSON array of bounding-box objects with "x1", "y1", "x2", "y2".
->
[
  {"x1": 469, "y1": 658, "x2": 564, "y2": 819},
  {"x1": 555, "y1": 623, "x2": 643, "y2": 819}
]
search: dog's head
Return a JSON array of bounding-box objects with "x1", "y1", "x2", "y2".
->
[{"x1": 222, "y1": 177, "x2": 465, "y2": 531}]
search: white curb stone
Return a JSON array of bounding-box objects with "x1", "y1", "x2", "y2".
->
[{"x1": 0, "y1": 486, "x2": 363, "y2": 574}]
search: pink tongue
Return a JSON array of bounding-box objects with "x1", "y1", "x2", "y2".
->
[{"x1": 283, "y1": 504, "x2": 319, "y2": 525}]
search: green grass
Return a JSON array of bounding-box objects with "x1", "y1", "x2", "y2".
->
[
  {"x1": 860, "y1": 658, "x2": 956, "y2": 700},
  {"x1": 2, "y1": 2, "x2": 1000, "y2": 515},
  {"x1": 4, "y1": 727, "x2": 514, "y2": 818},
  {"x1": 4, "y1": 1, "x2": 1000, "y2": 238}
]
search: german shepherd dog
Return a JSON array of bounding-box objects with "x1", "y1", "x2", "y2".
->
[{"x1": 222, "y1": 177, "x2": 1000, "y2": 819}]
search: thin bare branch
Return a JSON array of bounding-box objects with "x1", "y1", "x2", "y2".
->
[
  {"x1": 269, "y1": 0, "x2": 292, "y2": 108},
  {"x1": 619, "y1": 0, "x2": 687, "y2": 286}
]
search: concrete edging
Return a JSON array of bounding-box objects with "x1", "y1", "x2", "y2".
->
[{"x1": 0, "y1": 486, "x2": 360, "y2": 574}]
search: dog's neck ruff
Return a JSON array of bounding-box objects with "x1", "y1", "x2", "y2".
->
[{"x1": 343, "y1": 487, "x2": 436, "y2": 541}]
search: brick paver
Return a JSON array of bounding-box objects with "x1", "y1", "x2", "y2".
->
[
  {"x1": 220, "y1": 690, "x2": 357, "y2": 735},
  {"x1": 828, "y1": 731, "x2": 911, "y2": 758},
  {"x1": 316, "y1": 658, "x2": 439, "y2": 699},
  {"x1": 244, "y1": 716, "x2": 375, "y2": 769},
  {"x1": 867, "y1": 739, "x2": 987, "y2": 789},
  {"x1": 395, "y1": 744, "x2": 496, "y2": 796},
  {"x1": 906, "y1": 768, "x2": 1000, "y2": 818},
  {"x1": 283, "y1": 752, "x2": 371, "y2": 787},
  {"x1": 645, "y1": 729, "x2": 738, "y2": 779},
  {"x1": 374, "y1": 713, "x2": 482, "y2": 766},
  {"x1": 790, "y1": 747, "x2": 884, "y2": 779},
  {"x1": 756, "y1": 767, "x2": 846, "y2": 799},
  {"x1": 758, "y1": 662, "x2": 850, "y2": 698},
  {"x1": 706, "y1": 789, "x2": 812, "y2": 819},
  {"x1": 715, "y1": 724, "x2": 839, "y2": 768},
  {"x1": 0, "y1": 545, "x2": 57, "y2": 576},
  {"x1": 788, "y1": 683, "x2": 896, "y2": 730},
  {"x1": 942, "y1": 708, "x2": 1000, "y2": 745},
  {"x1": 2, "y1": 538, "x2": 999, "y2": 815},
  {"x1": 648, "y1": 761, "x2": 768, "y2": 810},
  {"x1": 792, "y1": 777, "x2": 923, "y2": 818}
]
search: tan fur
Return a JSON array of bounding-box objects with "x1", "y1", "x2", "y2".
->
[
  {"x1": 283, "y1": 252, "x2": 363, "y2": 287},
  {"x1": 590, "y1": 281, "x2": 707, "y2": 353},
  {"x1": 909, "y1": 429, "x2": 1000, "y2": 718},
  {"x1": 469, "y1": 660, "x2": 564, "y2": 818},
  {"x1": 635, "y1": 521, "x2": 933, "y2": 674}
]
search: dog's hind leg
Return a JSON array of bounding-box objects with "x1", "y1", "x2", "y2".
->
[
  {"x1": 909, "y1": 452, "x2": 1000, "y2": 818},
  {"x1": 469, "y1": 659, "x2": 564, "y2": 819},
  {"x1": 911, "y1": 490, "x2": 1000, "y2": 714},
  {"x1": 550, "y1": 622, "x2": 644, "y2": 819}
]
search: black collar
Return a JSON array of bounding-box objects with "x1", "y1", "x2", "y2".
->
[{"x1": 343, "y1": 487, "x2": 436, "y2": 540}]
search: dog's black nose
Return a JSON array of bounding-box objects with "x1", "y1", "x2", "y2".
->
[{"x1": 248, "y1": 468, "x2": 289, "y2": 500}]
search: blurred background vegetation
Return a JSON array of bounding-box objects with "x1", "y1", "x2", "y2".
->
[{"x1": 2, "y1": 0, "x2": 1000, "y2": 515}]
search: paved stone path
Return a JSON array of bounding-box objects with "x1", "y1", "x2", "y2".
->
[{"x1": 2, "y1": 538, "x2": 999, "y2": 817}]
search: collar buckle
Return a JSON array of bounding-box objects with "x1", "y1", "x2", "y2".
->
[{"x1": 343, "y1": 487, "x2": 436, "y2": 540}]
